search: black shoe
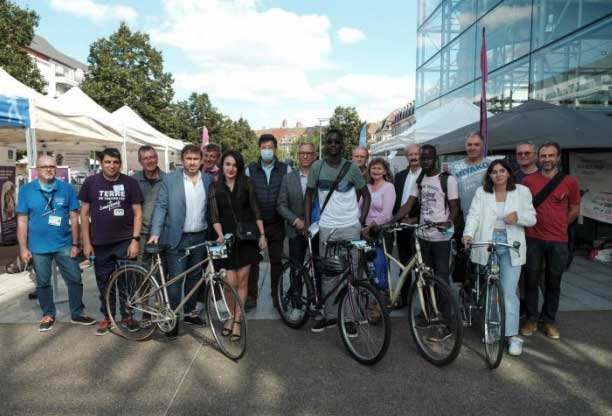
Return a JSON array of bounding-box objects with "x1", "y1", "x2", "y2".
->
[
  {"x1": 344, "y1": 321, "x2": 358, "y2": 338},
  {"x1": 39, "y1": 316, "x2": 55, "y2": 332},
  {"x1": 71, "y1": 315, "x2": 97, "y2": 326},
  {"x1": 28, "y1": 291, "x2": 38, "y2": 300},
  {"x1": 184, "y1": 314, "x2": 206, "y2": 326},
  {"x1": 427, "y1": 325, "x2": 452, "y2": 343},
  {"x1": 311, "y1": 319, "x2": 337, "y2": 333},
  {"x1": 166, "y1": 324, "x2": 179, "y2": 340},
  {"x1": 245, "y1": 298, "x2": 257, "y2": 312}
]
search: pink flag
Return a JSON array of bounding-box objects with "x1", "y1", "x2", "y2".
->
[
  {"x1": 201, "y1": 126, "x2": 209, "y2": 149},
  {"x1": 480, "y1": 27, "x2": 488, "y2": 155}
]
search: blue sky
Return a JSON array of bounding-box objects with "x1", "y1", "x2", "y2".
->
[{"x1": 16, "y1": 0, "x2": 417, "y2": 129}]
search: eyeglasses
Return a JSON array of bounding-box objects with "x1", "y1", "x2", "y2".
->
[
  {"x1": 299, "y1": 152, "x2": 315, "y2": 156},
  {"x1": 37, "y1": 165, "x2": 57, "y2": 170},
  {"x1": 326, "y1": 139, "x2": 341, "y2": 145},
  {"x1": 516, "y1": 152, "x2": 533, "y2": 156}
]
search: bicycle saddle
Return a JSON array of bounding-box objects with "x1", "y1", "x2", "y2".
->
[{"x1": 144, "y1": 244, "x2": 170, "y2": 254}]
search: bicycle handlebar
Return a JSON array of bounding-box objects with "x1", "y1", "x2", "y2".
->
[
  {"x1": 377, "y1": 221, "x2": 450, "y2": 233},
  {"x1": 467, "y1": 241, "x2": 521, "y2": 251},
  {"x1": 182, "y1": 233, "x2": 235, "y2": 255}
]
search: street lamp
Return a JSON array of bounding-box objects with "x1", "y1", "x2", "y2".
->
[{"x1": 317, "y1": 117, "x2": 330, "y2": 159}]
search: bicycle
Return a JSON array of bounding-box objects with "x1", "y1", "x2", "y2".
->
[
  {"x1": 276, "y1": 230, "x2": 391, "y2": 365},
  {"x1": 367, "y1": 222, "x2": 463, "y2": 367},
  {"x1": 459, "y1": 240, "x2": 520, "y2": 369},
  {"x1": 104, "y1": 234, "x2": 247, "y2": 360}
]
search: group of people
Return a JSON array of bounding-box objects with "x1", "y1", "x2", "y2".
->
[{"x1": 16, "y1": 128, "x2": 580, "y2": 358}]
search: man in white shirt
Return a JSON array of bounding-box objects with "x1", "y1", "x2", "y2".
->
[{"x1": 149, "y1": 144, "x2": 214, "y2": 339}]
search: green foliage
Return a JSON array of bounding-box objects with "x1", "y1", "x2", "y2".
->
[
  {"x1": 326, "y1": 106, "x2": 362, "y2": 159},
  {"x1": 81, "y1": 22, "x2": 175, "y2": 134},
  {"x1": 0, "y1": 0, "x2": 45, "y2": 92},
  {"x1": 288, "y1": 133, "x2": 320, "y2": 163}
]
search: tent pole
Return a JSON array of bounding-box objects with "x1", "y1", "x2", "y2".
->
[
  {"x1": 164, "y1": 145, "x2": 169, "y2": 172},
  {"x1": 121, "y1": 131, "x2": 128, "y2": 174}
]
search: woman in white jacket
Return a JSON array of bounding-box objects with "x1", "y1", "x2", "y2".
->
[{"x1": 462, "y1": 159, "x2": 536, "y2": 356}]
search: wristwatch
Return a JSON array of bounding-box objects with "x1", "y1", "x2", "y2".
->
[
  {"x1": 132, "y1": 236, "x2": 141, "y2": 242},
  {"x1": 72, "y1": 243, "x2": 80, "y2": 248}
]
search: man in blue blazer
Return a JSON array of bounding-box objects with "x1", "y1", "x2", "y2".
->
[{"x1": 149, "y1": 144, "x2": 213, "y2": 339}]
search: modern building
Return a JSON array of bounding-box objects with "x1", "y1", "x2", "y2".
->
[
  {"x1": 416, "y1": 0, "x2": 612, "y2": 128},
  {"x1": 24, "y1": 34, "x2": 88, "y2": 98}
]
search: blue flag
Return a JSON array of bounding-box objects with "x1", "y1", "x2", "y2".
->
[{"x1": 358, "y1": 121, "x2": 368, "y2": 148}]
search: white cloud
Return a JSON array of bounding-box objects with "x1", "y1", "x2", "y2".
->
[
  {"x1": 336, "y1": 27, "x2": 365, "y2": 44},
  {"x1": 48, "y1": 0, "x2": 138, "y2": 23},
  {"x1": 154, "y1": 0, "x2": 413, "y2": 128}
]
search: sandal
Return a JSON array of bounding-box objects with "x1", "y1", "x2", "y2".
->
[
  {"x1": 230, "y1": 321, "x2": 241, "y2": 342},
  {"x1": 221, "y1": 323, "x2": 232, "y2": 337}
]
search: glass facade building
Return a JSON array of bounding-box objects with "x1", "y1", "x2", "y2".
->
[{"x1": 415, "y1": 0, "x2": 612, "y2": 122}]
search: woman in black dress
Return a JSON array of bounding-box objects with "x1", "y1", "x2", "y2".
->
[{"x1": 208, "y1": 150, "x2": 266, "y2": 339}]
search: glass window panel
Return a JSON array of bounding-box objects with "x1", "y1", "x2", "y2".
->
[
  {"x1": 531, "y1": 16, "x2": 612, "y2": 109},
  {"x1": 440, "y1": 25, "x2": 477, "y2": 94},
  {"x1": 532, "y1": 0, "x2": 612, "y2": 50},
  {"x1": 415, "y1": 99, "x2": 442, "y2": 123},
  {"x1": 418, "y1": 0, "x2": 445, "y2": 27},
  {"x1": 443, "y1": 0, "x2": 478, "y2": 45},
  {"x1": 479, "y1": 57, "x2": 530, "y2": 114},
  {"x1": 478, "y1": 0, "x2": 504, "y2": 17},
  {"x1": 417, "y1": 7, "x2": 443, "y2": 66},
  {"x1": 417, "y1": 55, "x2": 443, "y2": 106},
  {"x1": 477, "y1": 0, "x2": 533, "y2": 73},
  {"x1": 440, "y1": 80, "x2": 478, "y2": 107}
]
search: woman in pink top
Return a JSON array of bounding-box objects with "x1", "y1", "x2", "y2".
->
[{"x1": 365, "y1": 158, "x2": 396, "y2": 226}]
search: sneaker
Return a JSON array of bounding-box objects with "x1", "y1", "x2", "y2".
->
[
  {"x1": 508, "y1": 336, "x2": 523, "y2": 356},
  {"x1": 427, "y1": 325, "x2": 452, "y2": 343},
  {"x1": 543, "y1": 323, "x2": 560, "y2": 340},
  {"x1": 244, "y1": 298, "x2": 257, "y2": 312},
  {"x1": 120, "y1": 317, "x2": 140, "y2": 332},
  {"x1": 344, "y1": 321, "x2": 358, "y2": 338},
  {"x1": 28, "y1": 291, "x2": 38, "y2": 300},
  {"x1": 184, "y1": 314, "x2": 206, "y2": 326},
  {"x1": 288, "y1": 308, "x2": 304, "y2": 322},
  {"x1": 39, "y1": 316, "x2": 55, "y2": 332},
  {"x1": 311, "y1": 318, "x2": 337, "y2": 333},
  {"x1": 96, "y1": 319, "x2": 112, "y2": 336},
  {"x1": 165, "y1": 323, "x2": 179, "y2": 340},
  {"x1": 520, "y1": 321, "x2": 538, "y2": 336},
  {"x1": 414, "y1": 313, "x2": 431, "y2": 329},
  {"x1": 71, "y1": 315, "x2": 97, "y2": 326}
]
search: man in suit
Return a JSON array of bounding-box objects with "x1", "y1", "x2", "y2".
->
[
  {"x1": 393, "y1": 143, "x2": 421, "y2": 306},
  {"x1": 149, "y1": 144, "x2": 214, "y2": 339},
  {"x1": 278, "y1": 142, "x2": 316, "y2": 275}
]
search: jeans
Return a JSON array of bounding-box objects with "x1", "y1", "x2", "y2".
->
[
  {"x1": 248, "y1": 221, "x2": 285, "y2": 302},
  {"x1": 93, "y1": 239, "x2": 132, "y2": 319},
  {"x1": 319, "y1": 222, "x2": 361, "y2": 320},
  {"x1": 31, "y1": 247, "x2": 85, "y2": 319},
  {"x1": 492, "y1": 230, "x2": 521, "y2": 337},
  {"x1": 525, "y1": 237, "x2": 568, "y2": 324},
  {"x1": 166, "y1": 231, "x2": 207, "y2": 314}
]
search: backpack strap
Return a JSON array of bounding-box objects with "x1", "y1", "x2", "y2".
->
[{"x1": 532, "y1": 172, "x2": 566, "y2": 209}]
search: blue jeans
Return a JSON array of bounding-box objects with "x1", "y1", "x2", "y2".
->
[
  {"x1": 493, "y1": 230, "x2": 521, "y2": 337},
  {"x1": 31, "y1": 247, "x2": 85, "y2": 319},
  {"x1": 166, "y1": 231, "x2": 207, "y2": 314}
]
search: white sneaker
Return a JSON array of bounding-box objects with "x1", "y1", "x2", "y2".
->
[{"x1": 508, "y1": 336, "x2": 523, "y2": 356}]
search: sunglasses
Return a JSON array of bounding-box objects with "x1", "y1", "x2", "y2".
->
[{"x1": 516, "y1": 152, "x2": 533, "y2": 156}]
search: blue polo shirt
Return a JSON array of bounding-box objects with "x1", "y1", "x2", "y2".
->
[{"x1": 16, "y1": 180, "x2": 80, "y2": 254}]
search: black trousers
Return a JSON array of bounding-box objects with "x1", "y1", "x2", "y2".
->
[
  {"x1": 93, "y1": 239, "x2": 132, "y2": 319},
  {"x1": 418, "y1": 238, "x2": 452, "y2": 284},
  {"x1": 248, "y1": 221, "x2": 285, "y2": 303},
  {"x1": 525, "y1": 237, "x2": 568, "y2": 324},
  {"x1": 397, "y1": 229, "x2": 415, "y2": 303}
]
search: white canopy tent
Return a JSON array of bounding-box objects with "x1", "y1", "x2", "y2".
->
[
  {"x1": 56, "y1": 88, "x2": 181, "y2": 172},
  {"x1": 0, "y1": 68, "x2": 126, "y2": 167},
  {"x1": 112, "y1": 105, "x2": 186, "y2": 170},
  {"x1": 371, "y1": 98, "x2": 491, "y2": 155}
]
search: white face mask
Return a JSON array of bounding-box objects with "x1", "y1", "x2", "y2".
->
[{"x1": 261, "y1": 149, "x2": 274, "y2": 162}]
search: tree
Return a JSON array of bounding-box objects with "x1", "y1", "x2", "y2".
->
[
  {"x1": 82, "y1": 22, "x2": 175, "y2": 134},
  {"x1": 169, "y1": 92, "x2": 225, "y2": 144},
  {"x1": 288, "y1": 133, "x2": 320, "y2": 162},
  {"x1": 326, "y1": 106, "x2": 362, "y2": 159},
  {"x1": 0, "y1": 0, "x2": 45, "y2": 92}
]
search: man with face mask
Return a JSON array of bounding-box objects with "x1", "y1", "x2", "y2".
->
[{"x1": 246, "y1": 134, "x2": 291, "y2": 310}]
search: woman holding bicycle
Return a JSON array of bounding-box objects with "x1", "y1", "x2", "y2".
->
[
  {"x1": 208, "y1": 150, "x2": 266, "y2": 340},
  {"x1": 462, "y1": 159, "x2": 536, "y2": 356}
]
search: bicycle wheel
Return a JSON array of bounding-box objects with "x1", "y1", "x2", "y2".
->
[
  {"x1": 105, "y1": 264, "x2": 161, "y2": 341},
  {"x1": 483, "y1": 277, "x2": 505, "y2": 369},
  {"x1": 206, "y1": 277, "x2": 247, "y2": 360},
  {"x1": 277, "y1": 261, "x2": 311, "y2": 329},
  {"x1": 338, "y1": 281, "x2": 391, "y2": 365},
  {"x1": 408, "y1": 274, "x2": 462, "y2": 367}
]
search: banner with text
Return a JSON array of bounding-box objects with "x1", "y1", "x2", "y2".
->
[
  {"x1": 570, "y1": 152, "x2": 612, "y2": 224},
  {"x1": 0, "y1": 165, "x2": 17, "y2": 244}
]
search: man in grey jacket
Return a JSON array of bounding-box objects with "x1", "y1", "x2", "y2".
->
[{"x1": 278, "y1": 142, "x2": 316, "y2": 272}]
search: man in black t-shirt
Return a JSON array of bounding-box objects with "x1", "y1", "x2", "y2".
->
[{"x1": 79, "y1": 148, "x2": 143, "y2": 336}]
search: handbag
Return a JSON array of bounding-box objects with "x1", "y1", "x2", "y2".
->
[{"x1": 224, "y1": 191, "x2": 259, "y2": 242}]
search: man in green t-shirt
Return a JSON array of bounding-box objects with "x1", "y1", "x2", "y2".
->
[{"x1": 304, "y1": 128, "x2": 371, "y2": 332}]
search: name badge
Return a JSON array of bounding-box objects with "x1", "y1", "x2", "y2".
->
[
  {"x1": 113, "y1": 208, "x2": 124, "y2": 216},
  {"x1": 48, "y1": 215, "x2": 62, "y2": 227},
  {"x1": 113, "y1": 184, "x2": 125, "y2": 192}
]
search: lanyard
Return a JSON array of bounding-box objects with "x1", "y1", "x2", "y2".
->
[{"x1": 40, "y1": 190, "x2": 56, "y2": 216}]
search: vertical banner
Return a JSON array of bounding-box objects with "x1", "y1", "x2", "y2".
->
[
  {"x1": 201, "y1": 125, "x2": 209, "y2": 149},
  {"x1": 480, "y1": 27, "x2": 489, "y2": 155},
  {"x1": 0, "y1": 165, "x2": 18, "y2": 244},
  {"x1": 358, "y1": 121, "x2": 368, "y2": 148}
]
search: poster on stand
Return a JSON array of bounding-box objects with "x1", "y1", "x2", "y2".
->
[
  {"x1": 0, "y1": 165, "x2": 17, "y2": 244},
  {"x1": 569, "y1": 153, "x2": 612, "y2": 224}
]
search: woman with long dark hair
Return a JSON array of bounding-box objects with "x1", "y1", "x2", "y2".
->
[
  {"x1": 462, "y1": 159, "x2": 536, "y2": 356},
  {"x1": 208, "y1": 150, "x2": 266, "y2": 339}
]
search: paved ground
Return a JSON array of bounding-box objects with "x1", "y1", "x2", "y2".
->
[{"x1": 1, "y1": 311, "x2": 611, "y2": 416}]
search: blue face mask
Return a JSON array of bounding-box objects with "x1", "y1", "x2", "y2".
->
[{"x1": 260, "y1": 149, "x2": 275, "y2": 162}]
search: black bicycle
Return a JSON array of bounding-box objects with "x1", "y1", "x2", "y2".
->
[{"x1": 276, "y1": 230, "x2": 391, "y2": 365}]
